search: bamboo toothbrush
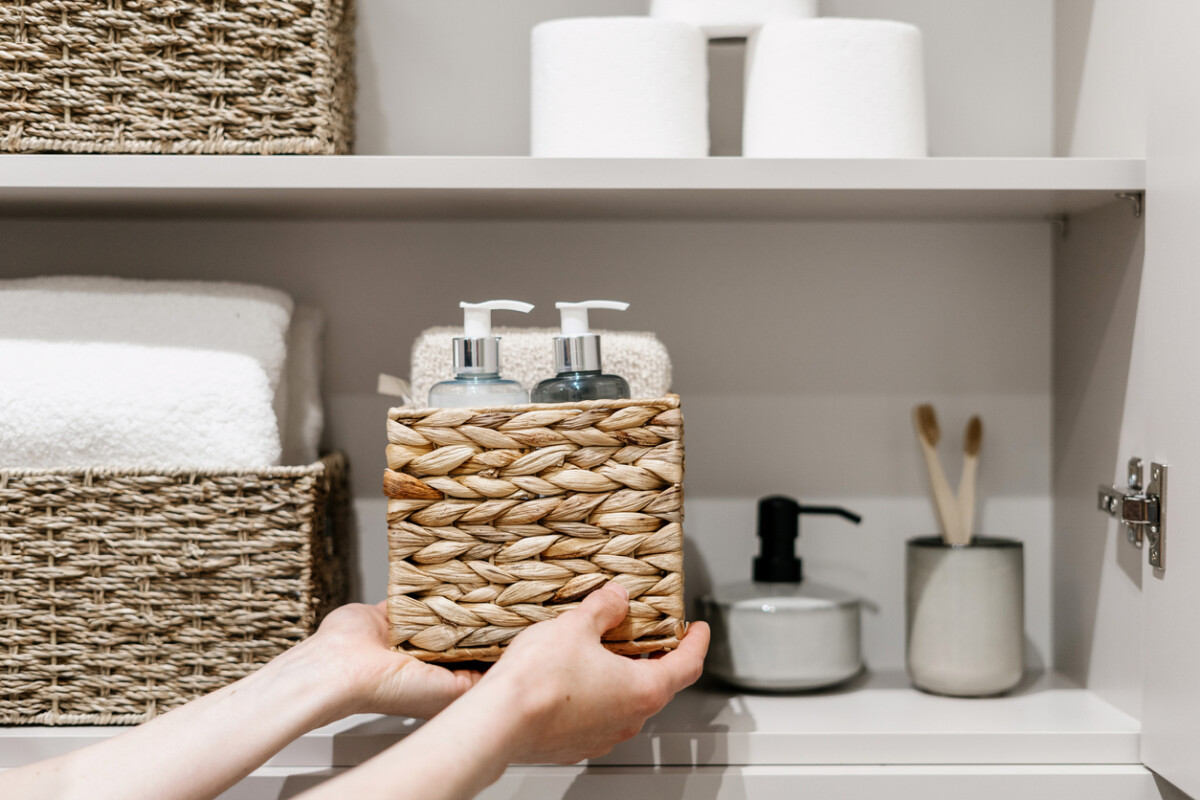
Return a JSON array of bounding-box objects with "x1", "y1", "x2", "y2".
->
[
  {"x1": 958, "y1": 416, "x2": 983, "y2": 546},
  {"x1": 913, "y1": 404, "x2": 963, "y2": 545}
]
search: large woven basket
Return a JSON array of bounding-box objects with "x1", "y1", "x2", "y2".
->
[
  {"x1": 0, "y1": 0, "x2": 354, "y2": 154},
  {"x1": 0, "y1": 453, "x2": 349, "y2": 725},
  {"x1": 385, "y1": 396, "x2": 685, "y2": 662}
]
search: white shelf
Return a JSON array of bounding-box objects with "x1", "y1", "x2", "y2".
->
[
  {"x1": 218, "y1": 765, "x2": 1157, "y2": 800},
  {"x1": 0, "y1": 156, "x2": 1144, "y2": 219},
  {"x1": 0, "y1": 671, "x2": 1139, "y2": 770}
]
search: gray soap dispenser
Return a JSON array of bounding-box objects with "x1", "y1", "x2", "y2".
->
[
  {"x1": 700, "y1": 496, "x2": 865, "y2": 691},
  {"x1": 531, "y1": 300, "x2": 631, "y2": 402}
]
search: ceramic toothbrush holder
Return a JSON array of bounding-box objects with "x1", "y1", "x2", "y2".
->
[{"x1": 905, "y1": 536, "x2": 1024, "y2": 697}]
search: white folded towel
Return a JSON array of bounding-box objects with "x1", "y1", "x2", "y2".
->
[
  {"x1": 0, "y1": 342, "x2": 281, "y2": 470},
  {"x1": 0, "y1": 276, "x2": 314, "y2": 469},
  {"x1": 0, "y1": 276, "x2": 293, "y2": 422},
  {"x1": 409, "y1": 327, "x2": 673, "y2": 407}
]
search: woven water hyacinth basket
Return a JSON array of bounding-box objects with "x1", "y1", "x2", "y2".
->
[
  {"x1": 0, "y1": 0, "x2": 355, "y2": 154},
  {"x1": 0, "y1": 453, "x2": 349, "y2": 725},
  {"x1": 385, "y1": 396, "x2": 685, "y2": 662}
]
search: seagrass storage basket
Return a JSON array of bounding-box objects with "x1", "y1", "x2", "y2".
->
[
  {"x1": 0, "y1": 0, "x2": 354, "y2": 154},
  {"x1": 385, "y1": 396, "x2": 685, "y2": 662},
  {"x1": 0, "y1": 453, "x2": 349, "y2": 725}
]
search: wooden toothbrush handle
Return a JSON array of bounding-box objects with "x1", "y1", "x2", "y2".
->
[
  {"x1": 958, "y1": 455, "x2": 978, "y2": 545},
  {"x1": 921, "y1": 440, "x2": 962, "y2": 544}
]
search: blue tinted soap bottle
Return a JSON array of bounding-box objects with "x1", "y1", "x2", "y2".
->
[
  {"x1": 532, "y1": 301, "x2": 632, "y2": 403},
  {"x1": 428, "y1": 300, "x2": 533, "y2": 408}
]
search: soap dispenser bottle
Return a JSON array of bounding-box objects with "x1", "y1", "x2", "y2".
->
[
  {"x1": 700, "y1": 496, "x2": 865, "y2": 691},
  {"x1": 531, "y1": 300, "x2": 632, "y2": 403},
  {"x1": 428, "y1": 300, "x2": 534, "y2": 408}
]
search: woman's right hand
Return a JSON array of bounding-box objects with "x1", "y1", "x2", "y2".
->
[
  {"x1": 474, "y1": 582, "x2": 710, "y2": 765},
  {"x1": 292, "y1": 582, "x2": 710, "y2": 800}
]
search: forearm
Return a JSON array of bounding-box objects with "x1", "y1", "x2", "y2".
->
[
  {"x1": 1, "y1": 641, "x2": 347, "y2": 800},
  {"x1": 298, "y1": 681, "x2": 523, "y2": 800}
]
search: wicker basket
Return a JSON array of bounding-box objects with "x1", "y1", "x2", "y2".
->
[
  {"x1": 0, "y1": 453, "x2": 349, "y2": 725},
  {"x1": 0, "y1": 0, "x2": 354, "y2": 154},
  {"x1": 385, "y1": 396, "x2": 685, "y2": 662}
]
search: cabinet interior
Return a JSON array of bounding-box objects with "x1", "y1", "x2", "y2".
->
[{"x1": 0, "y1": 0, "x2": 1148, "y2": 724}]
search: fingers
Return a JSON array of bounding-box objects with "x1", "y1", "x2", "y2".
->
[
  {"x1": 649, "y1": 621, "x2": 710, "y2": 694},
  {"x1": 450, "y1": 667, "x2": 484, "y2": 699},
  {"x1": 570, "y1": 581, "x2": 630, "y2": 637},
  {"x1": 398, "y1": 661, "x2": 478, "y2": 719}
]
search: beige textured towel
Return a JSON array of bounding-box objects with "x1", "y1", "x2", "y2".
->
[{"x1": 410, "y1": 327, "x2": 672, "y2": 405}]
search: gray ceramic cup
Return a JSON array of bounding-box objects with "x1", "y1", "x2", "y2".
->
[{"x1": 905, "y1": 536, "x2": 1024, "y2": 696}]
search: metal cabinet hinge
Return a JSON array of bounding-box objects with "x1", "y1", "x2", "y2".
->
[
  {"x1": 1097, "y1": 458, "x2": 1169, "y2": 570},
  {"x1": 1115, "y1": 191, "x2": 1144, "y2": 219}
]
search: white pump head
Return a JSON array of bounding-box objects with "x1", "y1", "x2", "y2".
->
[
  {"x1": 460, "y1": 300, "x2": 534, "y2": 339},
  {"x1": 552, "y1": 300, "x2": 629, "y2": 373},
  {"x1": 454, "y1": 300, "x2": 533, "y2": 375},
  {"x1": 555, "y1": 300, "x2": 630, "y2": 337}
]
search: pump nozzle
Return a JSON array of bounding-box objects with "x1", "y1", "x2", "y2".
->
[
  {"x1": 453, "y1": 300, "x2": 533, "y2": 375},
  {"x1": 754, "y1": 495, "x2": 863, "y2": 583},
  {"x1": 551, "y1": 301, "x2": 629, "y2": 373},
  {"x1": 556, "y1": 300, "x2": 629, "y2": 337},
  {"x1": 461, "y1": 300, "x2": 534, "y2": 339}
]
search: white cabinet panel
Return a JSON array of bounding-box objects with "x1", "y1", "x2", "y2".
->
[{"x1": 1139, "y1": 0, "x2": 1200, "y2": 795}]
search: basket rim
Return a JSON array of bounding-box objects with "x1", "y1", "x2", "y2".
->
[
  {"x1": 0, "y1": 452, "x2": 344, "y2": 480},
  {"x1": 388, "y1": 393, "x2": 680, "y2": 420}
]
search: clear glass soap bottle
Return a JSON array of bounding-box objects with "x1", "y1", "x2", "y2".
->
[
  {"x1": 532, "y1": 300, "x2": 632, "y2": 403},
  {"x1": 428, "y1": 300, "x2": 533, "y2": 408}
]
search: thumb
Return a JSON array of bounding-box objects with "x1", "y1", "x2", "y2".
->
[{"x1": 572, "y1": 581, "x2": 630, "y2": 637}]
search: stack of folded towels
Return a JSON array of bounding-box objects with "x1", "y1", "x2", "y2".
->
[{"x1": 0, "y1": 277, "x2": 323, "y2": 470}]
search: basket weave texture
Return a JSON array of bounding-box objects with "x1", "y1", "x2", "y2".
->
[
  {"x1": 385, "y1": 396, "x2": 685, "y2": 662},
  {"x1": 0, "y1": 453, "x2": 349, "y2": 725},
  {"x1": 0, "y1": 0, "x2": 355, "y2": 154}
]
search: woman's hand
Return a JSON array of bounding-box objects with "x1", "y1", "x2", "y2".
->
[
  {"x1": 475, "y1": 582, "x2": 710, "y2": 765},
  {"x1": 296, "y1": 602, "x2": 482, "y2": 723},
  {"x1": 296, "y1": 583, "x2": 710, "y2": 800}
]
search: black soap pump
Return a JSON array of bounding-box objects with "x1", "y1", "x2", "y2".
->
[{"x1": 700, "y1": 495, "x2": 865, "y2": 691}]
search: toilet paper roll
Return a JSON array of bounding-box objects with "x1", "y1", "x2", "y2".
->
[
  {"x1": 744, "y1": 19, "x2": 928, "y2": 158},
  {"x1": 531, "y1": 17, "x2": 709, "y2": 158},
  {"x1": 650, "y1": 0, "x2": 818, "y2": 39}
]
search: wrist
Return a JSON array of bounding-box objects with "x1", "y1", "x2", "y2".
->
[
  {"x1": 264, "y1": 637, "x2": 359, "y2": 728},
  {"x1": 443, "y1": 680, "x2": 528, "y2": 768},
  {"x1": 464, "y1": 670, "x2": 552, "y2": 763}
]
